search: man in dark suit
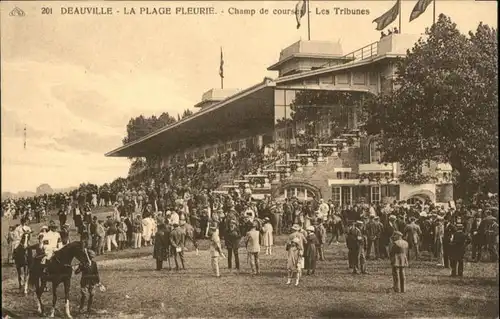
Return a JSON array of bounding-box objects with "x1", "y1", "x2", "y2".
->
[
  {"x1": 170, "y1": 223, "x2": 186, "y2": 270},
  {"x1": 470, "y1": 215, "x2": 482, "y2": 262},
  {"x1": 345, "y1": 220, "x2": 358, "y2": 270},
  {"x1": 225, "y1": 211, "x2": 242, "y2": 273},
  {"x1": 365, "y1": 215, "x2": 381, "y2": 260},
  {"x1": 443, "y1": 220, "x2": 456, "y2": 268},
  {"x1": 477, "y1": 211, "x2": 499, "y2": 262},
  {"x1": 390, "y1": 231, "x2": 409, "y2": 293},
  {"x1": 153, "y1": 223, "x2": 169, "y2": 270},
  {"x1": 346, "y1": 220, "x2": 367, "y2": 274},
  {"x1": 404, "y1": 217, "x2": 422, "y2": 262},
  {"x1": 449, "y1": 224, "x2": 470, "y2": 277}
]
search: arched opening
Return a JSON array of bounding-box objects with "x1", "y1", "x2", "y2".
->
[
  {"x1": 273, "y1": 182, "x2": 321, "y2": 201},
  {"x1": 405, "y1": 190, "x2": 435, "y2": 204}
]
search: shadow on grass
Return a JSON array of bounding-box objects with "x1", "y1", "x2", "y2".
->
[
  {"x1": 316, "y1": 307, "x2": 384, "y2": 318},
  {"x1": 413, "y1": 275, "x2": 498, "y2": 287},
  {"x1": 405, "y1": 296, "x2": 499, "y2": 318},
  {"x1": 307, "y1": 284, "x2": 390, "y2": 294}
]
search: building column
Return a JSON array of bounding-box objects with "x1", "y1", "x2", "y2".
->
[
  {"x1": 284, "y1": 189, "x2": 288, "y2": 198},
  {"x1": 304, "y1": 189, "x2": 308, "y2": 201},
  {"x1": 257, "y1": 135, "x2": 263, "y2": 149}
]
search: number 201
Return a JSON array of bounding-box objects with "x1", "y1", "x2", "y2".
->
[{"x1": 41, "y1": 7, "x2": 52, "y2": 14}]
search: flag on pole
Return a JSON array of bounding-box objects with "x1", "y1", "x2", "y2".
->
[
  {"x1": 295, "y1": 0, "x2": 307, "y2": 29},
  {"x1": 219, "y1": 47, "x2": 224, "y2": 79},
  {"x1": 409, "y1": 0, "x2": 433, "y2": 22},
  {"x1": 373, "y1": 0, "x2": 400, "y2": 31},
  {"x1": 23, "y1": 125, "x2": 27, "y2": 149}
]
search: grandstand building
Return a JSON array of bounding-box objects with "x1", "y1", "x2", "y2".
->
[{"x1": 106, "y1": 33, "x2": 453, "y2": 206}]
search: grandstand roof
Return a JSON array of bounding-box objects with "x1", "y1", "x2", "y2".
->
[{"x1": 105, "y1": 78, "x2": 275, "y2": 158}]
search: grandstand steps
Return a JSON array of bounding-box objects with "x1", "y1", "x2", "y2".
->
[{"x1": 216, "y1": 134, "x2": 361, "y2": 196}]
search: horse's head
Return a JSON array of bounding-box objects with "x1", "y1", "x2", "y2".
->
[
  {"x1": 20, "y1": 231, "x2": 31, "y2": 249},
  {"x1": 55, "y1": 241, "x2": 92, "y2": 268}
]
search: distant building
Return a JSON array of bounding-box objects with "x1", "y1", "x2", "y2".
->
[{"x1": 36, "y1": 183, "x2": 54, "y2": 195}]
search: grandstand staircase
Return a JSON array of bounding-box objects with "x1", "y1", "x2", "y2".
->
[{"x1": 217, "y1": 130, "x2": 362, "y2": 199}]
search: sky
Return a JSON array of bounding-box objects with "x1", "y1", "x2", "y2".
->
[{"x1": 1, "y1": 0, "x2": 497, "y2": 193}]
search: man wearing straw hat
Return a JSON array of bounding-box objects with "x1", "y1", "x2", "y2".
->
[
  {"x1": 209, "y1": 223, "x2": 225, "y2": 277},
  {"x1": 389, "y1": 231, "x2": 408, "y2": 293},
  {"x1": 75, "y1": 249, "x2": 105, "y2": 315},
  {"x1": 245, "y1": 221, "x2": 261, "y2": 276},
  {"x1": 346, "y1": 220, "x2": 367, "y2": 274},
  {"x1": 403, "y1": 217, "x2": 422, "y2": 262},
  {"x1": 170, "y1": 222, "x2": 186, "y2": 271}
]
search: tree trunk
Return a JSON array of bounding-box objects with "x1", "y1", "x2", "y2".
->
[{"x1": 451, "y1": 157, "x2": 472, "y2": 202}]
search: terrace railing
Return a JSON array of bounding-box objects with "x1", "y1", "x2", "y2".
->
[{"x1": 321, "y1": 41, "x2": 379, "y2": 68}]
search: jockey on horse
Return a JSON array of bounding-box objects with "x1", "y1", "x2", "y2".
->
[
  {"x1": 12, "y1": 217, "x2": 32, "y2": 249},
  {"x1": 40, "y1": 220, "x2": 63, "y2": 274},
  {"x1": 12, "y1": 217, "x2": 33, "y2": 294}
]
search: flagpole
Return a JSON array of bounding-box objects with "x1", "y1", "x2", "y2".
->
[
  {"x1": 433, "y1": 0, "x2": 436, "y2": 25},
  {"x1": 23, "y1": 124, "x2": 27, "y2": 150},
  {"x1": 220, "y1": 47, "x2": 224, "y2": 89},
  {"x1": 306, "y1": 0, "x2": 311, "y2": 40},
  {"x1": 398, "y1": 0, "x2": 402, "y2": 33}
]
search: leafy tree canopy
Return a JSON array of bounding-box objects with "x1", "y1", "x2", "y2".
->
[
  {"x1": 122, "y1": 112, "x2": 177, "y2": 146},
  {"x1": 362, "y1": 14, "x2": 498, "y2": 198}
]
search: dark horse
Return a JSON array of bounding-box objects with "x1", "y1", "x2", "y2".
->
[
  {"x1": 29, "y1": 241, "x2": 91, "y2": 318},
  {"x1": 13, "y1": 231, "x2": 31, "y2": 295}
]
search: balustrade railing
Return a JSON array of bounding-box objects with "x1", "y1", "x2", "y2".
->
[{"x1": 321, "y1": 41, "x2": 379, "y2": 68}]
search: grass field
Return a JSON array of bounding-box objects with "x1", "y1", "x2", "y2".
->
[{"x1": 2, "y1": 212, "x2": 499, "y2": 318}]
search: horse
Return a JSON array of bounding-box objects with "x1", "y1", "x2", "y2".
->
[
  {"x1": 13, "y1": 231, "x2": 31, "y2": 295},
  {"x1": 28, "y1": 241, "x2": 91, "y2": 318}
]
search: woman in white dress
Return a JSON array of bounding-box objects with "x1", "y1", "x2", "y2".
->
[
  {"x1": 262, "y1": 217, "x2": 274, "y2": 255},
  {"x1": 142, "y1": 216, "x2": 153, "y2": 246}
]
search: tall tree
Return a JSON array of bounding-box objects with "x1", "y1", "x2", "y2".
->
[
  {"x1": 156, "y1": 112, "x2": 177, "y2": 129},
  {"x1": 362, "y1": 15, "x2": 498, "y2": 199},
  {"x1": 128, "y1": 158, "x2": 147, "y2": 177},
  {"x1": 122, "y1": 112, "x2": 177, "y2": 146},
  {"x1": 181, "y1": 109, "x2": 194, "y2": 119}
]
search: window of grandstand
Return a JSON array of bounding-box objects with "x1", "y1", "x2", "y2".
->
[
  {"x1": 381, "y1": 185, "x2": 400, "y2": 200},
  {"x1": 371, "y1": 185, "x2": 381, "y2": 203},
  {"x1": 443, "y1": 172, "x2": 451, "y2": 182},
  {"x1": 343, "y1": 172, "x2": 350, "y2": 179},
  {"x1": 341, "y1": 186, "x2": 352, "y2": 205},
  {"x1": 278, "y1": 186, "x2": 316, "y2": 201},
  {"x1": 332, "y1": 187, "x2": 341, "y2": 206},
  {"x1": 336, "y1": 172, "x2": 342, "y2": 179},
  {"x1": 369, "y1": 140, "x2": 382, "y2": 163}
]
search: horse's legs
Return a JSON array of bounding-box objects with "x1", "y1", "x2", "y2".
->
[
  {"x1": 16, "y1": 266, "x2": 22, "y2": 290},
  {"x1": 49, "y1": 281, "x2": 57, "y2": 317},
  {"x1": 64, "y1": 279, "x2": 73, "y2": 318},
  {"x1": 23, "y1": 266, "x2": 29, "y2": 295},
  {"x1": 35, "y1": 280, "x2": 43, "y2": 315}
]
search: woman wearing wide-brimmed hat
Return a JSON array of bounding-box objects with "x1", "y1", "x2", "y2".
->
[
  {"x1": 208, "y1": 223, "x2": 225, "y2": 277},
  {"x1": 434, "y1": 215, "x2": 445, "y2": 266},
  {"x1": 262, "y1": 217, "x2": 274, "y2": 255},
  {"x1": 304, "y1": 226, "x2": 318, "y2": 275},
  {"x1": 285, "y1": 237, "x2": 303, "y2": 286}
]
